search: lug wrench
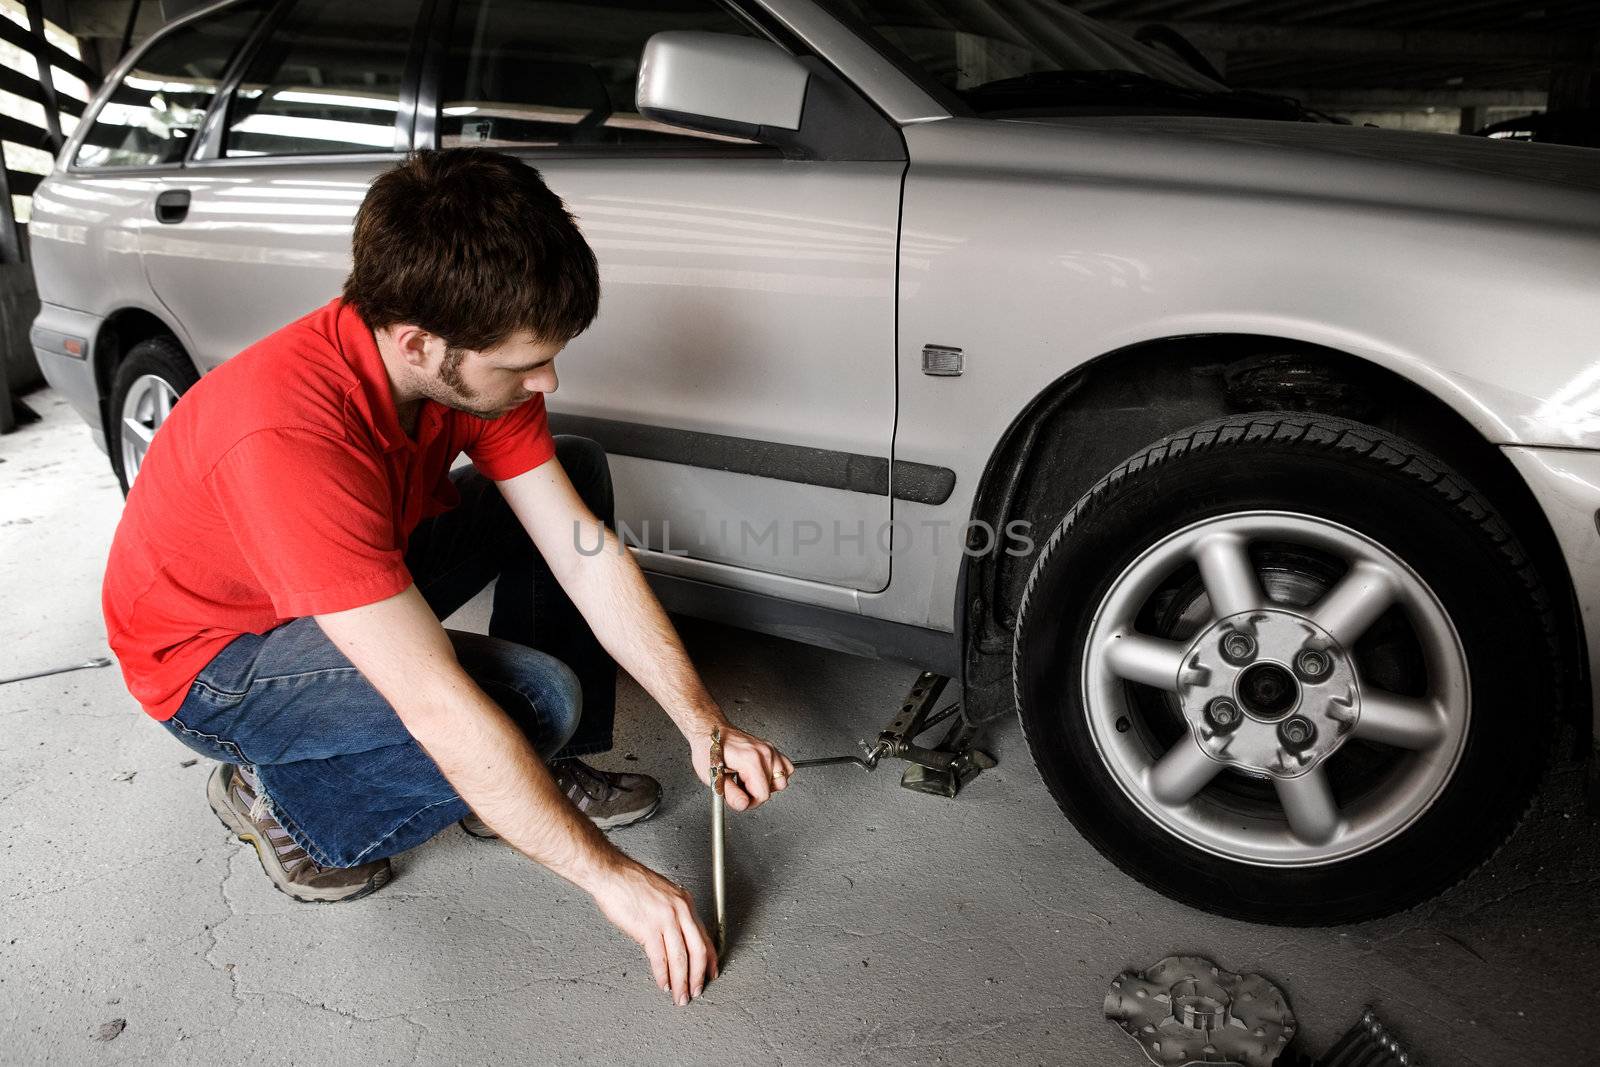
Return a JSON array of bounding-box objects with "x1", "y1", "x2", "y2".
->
[
  {"x1": 707, "y1": 730, "x2": 887, "y2": 955},
  {"x1": 706, "y1": 676, "x2": 994, "y2": 955},
  {"x1": 709, "y1": 727, "x2": 729, "y2": 954}
]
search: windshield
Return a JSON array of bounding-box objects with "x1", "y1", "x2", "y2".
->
[{"x1": 820, "y1": 0, "x2": 1287, "y2": 118}]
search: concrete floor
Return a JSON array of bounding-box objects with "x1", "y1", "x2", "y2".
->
[{"x1": 2, "y1": 384, "x2": 1597, "y2": 1066}]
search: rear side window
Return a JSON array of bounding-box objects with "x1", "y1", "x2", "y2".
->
[
  {"x1": 72, "y1": 1, "x2": 268, "y2": 168},
  {"x1": 437, "y1": 0, "x2": 762, "y2": 149},
  {"x1": 224, "y1": 0, "x2": 424, "y2": 157}
]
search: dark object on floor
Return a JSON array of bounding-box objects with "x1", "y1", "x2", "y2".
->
[
  {"x1": 1105, "y1": 955, "x2": 1295, "y2": 1066},
  {"x1": 93, "y1": 1019, "x2": 126, "y2": 1041},
  {"x1": 0, "y1": 655, "x2": 113, "y2": 686},
  {"x1": 1313, "y1": 1008, "x2": 1415, "y2": 1066},
  {"x1": 3, "y1": 396, "x2": 40, "y2": 434}
]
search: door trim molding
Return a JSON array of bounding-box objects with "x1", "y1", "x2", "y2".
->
[
  {"x1": 548, "y1": 412, "x2": 955, "y2": 505},
  {"x1": 646, "y1": 569, "x2": 958, "y2": 673}
]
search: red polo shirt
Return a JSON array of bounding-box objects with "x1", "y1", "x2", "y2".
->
[{"x1": 102, "y1": 297, "x2": 556, "y2": 720}]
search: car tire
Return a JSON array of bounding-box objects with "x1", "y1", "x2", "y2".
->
[
  {"x1": 108, "y1": 336, "x2": 199, "y2": 496},
  {"x1": 1013, "y1": 411, "x2": 1556, "y2": 924}
]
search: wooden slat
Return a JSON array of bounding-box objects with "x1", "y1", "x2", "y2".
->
[
  {"x1": 5, "y1": 168, "x2": 43, "y2": 196},
  {"x1": 0, "y1": 140, "x2": 19, "y2": 267},
  {"x1": 0, "y1": 62, "x2": 42, "y2": 104},
  {"x1": 0, "y1": 15, "x2": 98, "y2": 87},
  {"x1": 0, "y1": 112, "x2": 55, "y2": 152},
  {"x1": 0, "y1": 63, "x2": 85, "y2": 117}
]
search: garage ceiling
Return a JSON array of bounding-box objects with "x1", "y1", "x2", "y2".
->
[
  {"x1": 1077, "y1": 1, "x2": 1600, "y2": 33},
  {"x1": 41, "y1": 0, "x2": 1600, "y2": 119}
]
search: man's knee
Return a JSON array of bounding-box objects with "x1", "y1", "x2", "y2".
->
[
  {"x1": 451, "y1": 631, "x2": 584, "y2": 754},
  {"x1": 507, "y1": 656, "x2": 583, "y2": 759},
  {"x1": 545, "y1": 658, "x2": 584, "y2": 753}
]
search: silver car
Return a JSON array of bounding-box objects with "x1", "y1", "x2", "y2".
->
[{"x1": 28, "y1": 0, "x2": 1600, "y2": 924}]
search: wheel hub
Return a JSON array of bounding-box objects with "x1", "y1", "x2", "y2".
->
[
  {"x1": 1237, "y1": 661, "x2": 1299, "y2": 720},
  {"x1": 1179, "y1": 608, "x2": 1359, "y2": 778}
]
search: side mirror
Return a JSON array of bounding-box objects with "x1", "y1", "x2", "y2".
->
[{"x1": 637, "y1": 31, "x2": 810, "y2": 137}]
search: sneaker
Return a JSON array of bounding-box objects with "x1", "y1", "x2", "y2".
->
[
  {"x1": 460, "y1": 812, "x2": 498, "y2": 839},
  {"x1": 555, "y1": 758, "x2": 661, "y2": 829},
  {"x1": 459, "y1": 758, "x2": 661, "y2": 837},
  {"x1": 207, "y1": 764, "x2": 391, "y2": 904}
]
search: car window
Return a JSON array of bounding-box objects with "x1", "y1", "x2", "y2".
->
[
  {"x1": 437, "y1": 0, "x2": 763, "y2": 149},
  {"x1": 72, "y1": 1, "x2": 269, "y2": 168},
  {"x1": 223, "y1": 0, "x2": 424, "y2": 157}
]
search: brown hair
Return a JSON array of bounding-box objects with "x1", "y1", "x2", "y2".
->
[{"x1": 343, "y1": 148, "x2": 600, "y2": 350}]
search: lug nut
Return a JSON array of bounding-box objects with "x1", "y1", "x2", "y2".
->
[
  {"x1": 1221, "y1": 632, "x2": 1256, "y2": 662},
  {"x1": 1206, "y1": 698, "x2": 1241, "y2": 730},
  {"x1": 1296, "y1": 649, "x2": 1330, "y2": 679},
  {"x1": 1278, "y1": 716, "x2": 1316, "y2": 750}
]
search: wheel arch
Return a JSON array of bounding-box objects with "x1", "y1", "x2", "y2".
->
[
  {"x1": 93, "y1": 307, "x2": 196, "y2": 439},
  {"x1": 956, "y1": 333, "x2": 1589, "y2": 751}
]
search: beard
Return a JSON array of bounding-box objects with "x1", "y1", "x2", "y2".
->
[
  {"x1": 438, "y1": 344, "x2": 474, "y2": 400},
  {"x1": 430, "y1": 345, "x2": 509, "y2": 419}
]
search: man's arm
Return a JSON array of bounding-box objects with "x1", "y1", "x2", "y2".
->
[
  {"x1": 493, "y1": 458, "x2": 795, "y2": 811},
  {"x1": 315, "y1": 586, "x2": 715, "y2": 1005}
]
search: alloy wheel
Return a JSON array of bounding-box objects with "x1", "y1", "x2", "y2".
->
[
  {"x1": 1081, "y1": 510, "x2": 1470, "y2": 867},
  {"x1": 118, "y1": 373, "x2": 180, "y2": 485}
]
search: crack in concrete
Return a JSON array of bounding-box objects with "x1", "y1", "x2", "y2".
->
[
  {"x1": 788, "y1": 920, "x2": 885, "y2": 941},
  {"x1": 1445, "y1": 873, "x2": 1600, "y2": 922},
  {"x1": 400, "y1": 1014, "x2": 428, "y2": 1065},
  {"x1": 2, "y1": 846, "x2": 209, "y2": 904},
  {"x1": 721, "y1": 996, "x2": 789, "y2": 1067},
  {"x1": 166, "y1": 847, "x2": 247, "y2": 1046},
  {"x1": 194, "y1": 846, "x2": 439, "y2": 1052},
  {"x1": 373, "y1": 891, "x2": 563, "y2": 946},
  {"x1": 1008, "y1": 869, "x2": 1143, "y2": 934},
  {"x1": 203, "y1": 847, "x2": 246, "y2": 1004},
  {"x1": 0, "y1": 781, "x2": 36, "y2": 806},
  {"x1": 856, "y1": 1015, "x2": 1020, "y2": 1055},
  {"x1": 220, "y1": 961, "x2": 641, "y2": 1034}
]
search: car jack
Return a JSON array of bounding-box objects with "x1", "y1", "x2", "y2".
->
[{"x1": 791, "y1": 672, "x2": 997, "y2": 798}]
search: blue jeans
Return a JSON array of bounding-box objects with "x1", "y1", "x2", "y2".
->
[{"x1": 159, "y1": 436, "x2": 618, "y2": 868}]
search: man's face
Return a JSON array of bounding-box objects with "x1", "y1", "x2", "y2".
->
[{"x1": 421, "y1": 331, "x2": 564, "y2": 420}]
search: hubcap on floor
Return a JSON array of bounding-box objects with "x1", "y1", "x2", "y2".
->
[{"x1": 1082, "y1": 511, "x2": 1470, "y2": 867}]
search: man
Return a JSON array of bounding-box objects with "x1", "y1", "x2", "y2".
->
[{"x1": 101, "y1": 148, "x2": 793, "y2": 1007}]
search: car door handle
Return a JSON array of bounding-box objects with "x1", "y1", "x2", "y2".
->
[{"x1": 154, "y1": 189, "x2": 191, "y2": 224}]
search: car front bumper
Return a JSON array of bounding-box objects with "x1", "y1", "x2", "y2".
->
[
  {"x1": 1503, "y1": 445, "x2": 1600, "y2": 749},
  {"x1": 29, "y1": 303, "x2": 106, "y2": 455}
]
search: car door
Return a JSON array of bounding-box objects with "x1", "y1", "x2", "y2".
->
[
  {"x1": 30, "y1": 0, "x2": 273, "y2": 420},
  {"x1": 139, "y1": 0, "x2": 426, "y2": 368},
  {"x1": 421, "y1": 0, "x2": 903, "y2": 595},
  {"x1": 139, "y1": 0, "x2": 904, "y2": 597}
]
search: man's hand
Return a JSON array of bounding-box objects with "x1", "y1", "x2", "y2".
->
[
  {"x1": 692, "y1": 721, "x2": 796, "y2": 811},
  {"x1": 317, "y1": 586, "x2": 714, "y2": 1004},
  {"x1": 591, "y1": 861, "x2": 719, "y2": 1005}
]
